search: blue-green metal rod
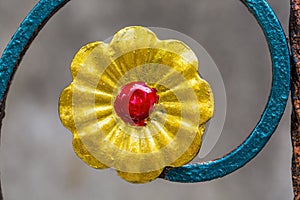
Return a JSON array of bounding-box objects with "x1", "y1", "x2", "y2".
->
[
  {"x1": 0, "y1": 1, "x2": 70, "y2": 199},
  {"x1": 0, "y1": 0, "x2": 290, "y2": 189},
  {"x1": 0, "y1": 0, "x2": 70, "y2": 102},
  {"x1": 164, "y1": 0, "x2": 290, "y2": 182}
]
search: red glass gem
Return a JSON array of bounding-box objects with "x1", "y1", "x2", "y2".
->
[{"x1": 114, "y1": 82, "x2": 159, "y2": 126}]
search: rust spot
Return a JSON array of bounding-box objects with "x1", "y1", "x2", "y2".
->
[{"x1": 290, "y1": 1, "x2": 300, "y2": 199}]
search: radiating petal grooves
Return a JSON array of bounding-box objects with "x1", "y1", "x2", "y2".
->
[{"x1": 59, "y1": 26, "x2": 214, "y2": 183}]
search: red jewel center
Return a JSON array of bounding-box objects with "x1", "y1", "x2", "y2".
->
[{"x1": 114, "y1": 82, "x2": 159, "y2": 126}]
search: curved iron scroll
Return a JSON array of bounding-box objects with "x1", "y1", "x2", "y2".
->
[{"x1": 0, "y1": 0, "x2": 290, "y2": 196}]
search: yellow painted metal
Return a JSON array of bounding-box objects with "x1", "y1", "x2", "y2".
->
[{"x1": 59, "y1": 26, "x2": 214, "y2": 183}]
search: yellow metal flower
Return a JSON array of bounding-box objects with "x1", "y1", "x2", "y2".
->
[{"x1": 59, "y1": 26, "x2": 214, "y2": 183}]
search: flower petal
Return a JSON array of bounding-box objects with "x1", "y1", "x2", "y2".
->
[
  {"x1": 73, "y1": 135, "x2": 108, "y2": 169},
  {"x1": 109, "y1": 26, "x2": 157, "y2": 58},
  {"x1": 170, "y1": 125, "x2": 205, "y2": 166},
  {"x1": 59, "y1": 85, "x2": 75, "y2": 131},
  {"x1": 116, "y1": 169, "x2": 163, "y2": 183},
  {"x1": 156, "y1": 39, "x2": 198, "y2": 68},
  {"x1": 182, "y1": 66, "x2": 214, "y2": 124},
  {"x1": 70, "y1": 41, "x2": 102, "y2": 78}
]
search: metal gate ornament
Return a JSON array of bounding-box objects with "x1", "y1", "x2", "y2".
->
[
  {"x1": 0, "y1": 0, "x2": 290, "y2": 186},
  {"x1": 59, "y1": 26, "x2": 214, "y2": 183}
]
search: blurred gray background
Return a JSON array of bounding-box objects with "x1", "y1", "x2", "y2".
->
[{"x1": 0, "y1": 0, "x2": 292, "y2": 199}]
